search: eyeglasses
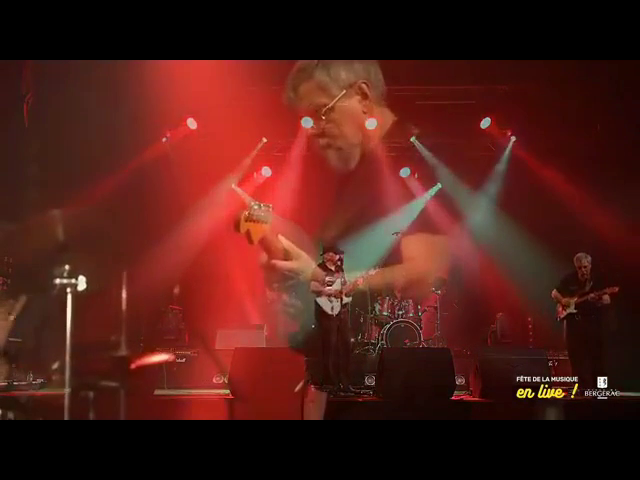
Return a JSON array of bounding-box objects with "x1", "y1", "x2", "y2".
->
[
  {"x1": 319, "y1": 88, "x2": 348, "y2": 121},
  {"x1": 301, "y1": 87, "x2": 350, "y2": 129}
]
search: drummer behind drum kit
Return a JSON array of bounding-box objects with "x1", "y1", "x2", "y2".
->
[{"x1": 353, "y1": 277, "x2": 449, "y2": 354}]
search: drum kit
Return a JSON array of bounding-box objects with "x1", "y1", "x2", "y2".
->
[{"x1": 353, "y1": 277, "x2": 449, "y2": 354}]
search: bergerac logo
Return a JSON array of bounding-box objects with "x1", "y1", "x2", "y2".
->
[{"x1": 585, "y1": 377, "x2": 621, "y2": 399}]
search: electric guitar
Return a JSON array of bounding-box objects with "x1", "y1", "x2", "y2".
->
[
  {"x1": 555, "y1": 286, "x2": 619, "y2": 321},
  {"x1": 315, "y1": 269, "x2": 378, "y2": 316},
  {"x1": 234, "y1": 187, "x2": 329, "y2": 284},
  {"x1": 234, "y1": 186, "x2": 316, "y2": 262},
  {"x1": 236, "y1": 200, "x2": 284, "y2": 257}
]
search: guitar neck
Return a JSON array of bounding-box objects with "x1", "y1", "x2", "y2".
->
[
  {"x1": 575, "y1": 289, "x2": 608, "y2": 305},
  {"x1": 343, "y1": 271, "x2": 374, "y2": 296},
  {"x1": 343, "y1": 280, "x2": 361, "y2": 296}
]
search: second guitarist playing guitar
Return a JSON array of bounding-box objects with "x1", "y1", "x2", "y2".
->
[
  {"x1": 551, "y1": 252, "x2": 615, "y2": 391},
  {"x1": 310, "y1": 245, "x2": 358, "y2": 392}
]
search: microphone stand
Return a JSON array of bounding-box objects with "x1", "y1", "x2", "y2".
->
[
  {"x1": 113, "y1": 271, "x2": 128, "y2": 420},
  {"x1": 53, "y1": 264, "x2": 87, "y2": 421}
]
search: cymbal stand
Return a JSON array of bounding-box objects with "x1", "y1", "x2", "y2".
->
[
  {"x1": 353, "y1": 309, "x2": 375, "y2": 355},
  {"x1": 53, "y1": 264, "x2": 87, "y2": 421},
  {"x1": 424, "y1": 290, "x2": 447, "y2": 348}
]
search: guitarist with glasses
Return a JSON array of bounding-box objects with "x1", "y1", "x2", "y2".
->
[{"x1": 551, "y1": 252, "x2": 616, "y2": 391}]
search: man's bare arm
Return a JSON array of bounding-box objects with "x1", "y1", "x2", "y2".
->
[
  {"x1": 363, "y1": 232, "x2": 450, "y2": 293},
  {"x1": 310, "y1": 281, "x2": 325, "y2": 294}
]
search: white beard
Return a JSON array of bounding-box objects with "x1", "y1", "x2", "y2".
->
[{"x1": 324, "y1": 147, "x2": 360, "y2": 173}]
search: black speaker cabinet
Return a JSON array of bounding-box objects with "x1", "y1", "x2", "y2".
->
[
  {"x1": 471, "y1": 347, "x2": 551, "y2": 400},
  {"x1": 376, "y1": 348, "x2": 456, "y2": 403},
  {"x1": 349, "y1": 352, "x2": 380, "y2": 388}
]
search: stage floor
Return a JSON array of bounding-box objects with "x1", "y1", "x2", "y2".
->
[{"x1": 2, "y1": 388, "x2": 640, "y2": 420}]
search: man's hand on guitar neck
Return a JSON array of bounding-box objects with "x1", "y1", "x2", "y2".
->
[
  {"x1": 267, "y1": 234, "x2": 325, "y2": 283},
  {"x1": 592, "y1": 293, "x2": 611, "y2": 305}
]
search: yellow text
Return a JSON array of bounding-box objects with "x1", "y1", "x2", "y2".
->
[{"x1": 516, "y1": 384, "x2": 565, "y2": 399}]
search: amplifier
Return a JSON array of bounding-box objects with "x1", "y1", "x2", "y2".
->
[
  {"x1": 157, "y1": 349, "x2": 234, "y2": 390},
  {"x1": 215, "y1": 325, "x2": 266, "y2": 349},
  {"x1": 155, "y1": 347, "x2": 199, "y2": 362},
  {"x1": 547, "y1": 350, "x2": 572, "y2": 386}
]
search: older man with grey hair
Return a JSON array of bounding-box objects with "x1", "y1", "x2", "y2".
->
[
  {"x1": 261, "y1": 61, "x2": 453, "y2": 418},
  {"x1": 552, "y1": 252, "x2": 612, "y2": 392},
  {"x1": 269, "y1": 60, "x2": 450, "y2": 294}
]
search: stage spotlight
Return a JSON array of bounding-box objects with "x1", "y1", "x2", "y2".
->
[
  {"x1": 301, "y1": 116, "x2": 314, "y2": 129},
  {"x1": 186, "y1": 117, "x2": 198, "y2": 130},
  {"x1": 365, "y1": 117, "x2": 378, "y2": 130},
  {"x1": 480, "y1": 117, "x2": 492, "y2": 130},
  {"x1": 399, "y1": 167, "x2": 411, "y2": 178},
  {"x1": 261, "y1": 166, "x2": 272, "y2": 177}
]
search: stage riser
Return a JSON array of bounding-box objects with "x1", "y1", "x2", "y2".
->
[{"x1": 148, "y1": 348, "x2": 548, "y2": 397}]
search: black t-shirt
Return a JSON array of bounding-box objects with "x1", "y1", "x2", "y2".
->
[
  {"x1": 305, "y1": 118, "x2": 457, "y2": 315},
  {"x1": 555, "y1": 271, "x2": 608, "y2": 318},
  {"x1": 284, "y1": 118, "x2": 456, "y2": 350},
  {"x1": 316, "y1": 118, "x2": 451, "y2": 266}
]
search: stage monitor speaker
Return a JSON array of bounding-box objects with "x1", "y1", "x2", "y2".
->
[
  {"x1": 350, "y1": 352, "x2": 380, "y2": 388},
  {"x1": 228, "y1": 347, "x2": 306, "y2": 420},
  {"x1": 376, "y1": 348, "x2": 455, "y2": 403},
  {"x1": 471, "y1": 347, "x2": 551, "y2": 400}
]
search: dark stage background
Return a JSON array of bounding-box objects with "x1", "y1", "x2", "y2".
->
[{"x1": 0, "y1": 60, "x2": 638, "y2": 389}]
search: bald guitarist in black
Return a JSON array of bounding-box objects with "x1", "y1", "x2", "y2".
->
[{"x1": 551, "y1": 253, "x2": 612, "y2": 391}]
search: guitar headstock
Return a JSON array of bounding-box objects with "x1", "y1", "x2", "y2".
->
[{"x1": 237, "y1": 202, "x2": 273, "y2": 245}]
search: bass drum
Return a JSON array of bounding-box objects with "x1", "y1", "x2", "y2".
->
[{"x1": 380, "y1": 320, "x2": 422, "y2": 348}]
